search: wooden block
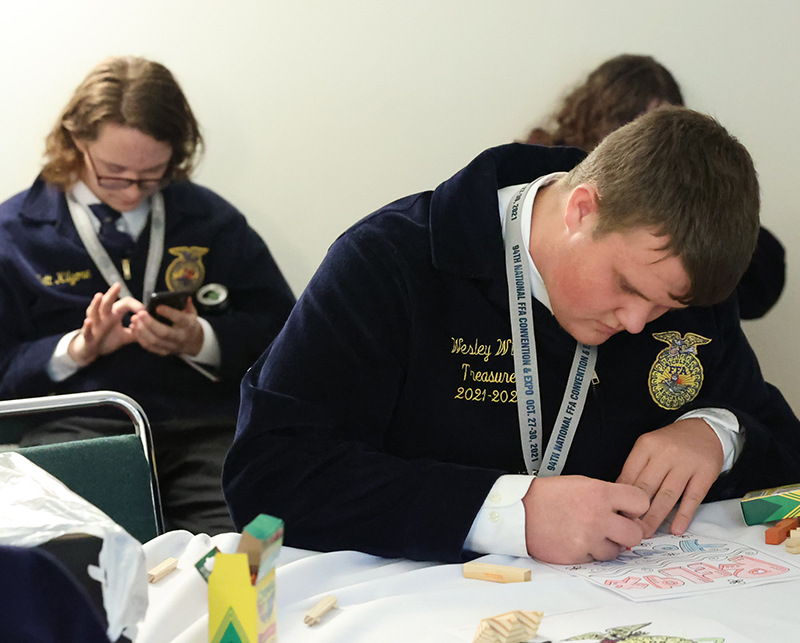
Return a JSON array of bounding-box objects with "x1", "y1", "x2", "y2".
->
[
  {"x1": 304, "y1": 595, "x2": 337, "y2": 626},
  {"x1": 790, "y1": 528, "x2": 800, "y2": 539},
  {"x1": 147, "y1": 557, "x2": 178, "y2": 583},
  {"x1": 472, "y1": 610, "x2": 544, "y2": 643},
  {"x1": 784, "y1": 536, "x2": 800, "y2": 554},
  {"x1": 766, "y1": 517, "x2": 800, "y2": 545},
  {"x1": 766, "y1": 526, "x2": 786, "y2": 545},
  {"x1": 463, "y1": 562, "x2": 531, "y2": 584}
]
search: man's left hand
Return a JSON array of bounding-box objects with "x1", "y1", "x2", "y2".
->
[
  {"x1": 616, "y1": 418, "x2": 723, "y2": 538},
  {"x1": 129, "y1": 297, "x2": 204, "y2": 357}
]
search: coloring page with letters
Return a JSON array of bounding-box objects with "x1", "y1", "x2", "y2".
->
[{"x1": 545, "y1": 531, "x2": 800, "y2": 601}]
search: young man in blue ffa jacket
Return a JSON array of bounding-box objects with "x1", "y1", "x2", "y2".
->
[
  {"x1": 0, "y1": 57, "x2": 295, "y2": 535},
  {"x1": 224, "y1": 107, "x2": 800, "y2": 564}
]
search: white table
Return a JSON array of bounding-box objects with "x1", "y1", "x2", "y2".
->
[{"x1": 135, "y1": 499, "x2": 799, "y2": 643}]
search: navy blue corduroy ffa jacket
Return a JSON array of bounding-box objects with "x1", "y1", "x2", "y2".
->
[
  {"x1": 0, "y1": 177, "x2": 295, "y2": 424},
  {"x1": 224, "y1": 144, "x2": 800, "y2": 563}
]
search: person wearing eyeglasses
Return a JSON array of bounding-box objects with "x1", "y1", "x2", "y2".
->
[{"x1": 0, "y1": 56, "x2": 295, "y2": 535}]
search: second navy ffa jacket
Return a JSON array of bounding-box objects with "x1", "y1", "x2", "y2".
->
[
  {"x1": 224, "y1": 144, "x2": 800, "y2": 563},
  {"x1": 0, "y1": 177, "x2": 295, "y2": 425}
]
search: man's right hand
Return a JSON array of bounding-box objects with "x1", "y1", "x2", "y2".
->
[
  {"x1": 67, "y1": 283, "x2": 145, "y2": 367},
  {"x1": 523, "y1": 475, "x2": 650, "y2": 564}
]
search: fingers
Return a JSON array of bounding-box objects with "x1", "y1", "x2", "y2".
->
[
  {"x1": 589, "y1": 540, "x2": 626, "y2": 563},
  {"x1": 130, "y1": 305, "x2": 203, "y2": 356},
  {"x1": 670, "y1": 472, "x2": 716, "y2": 535},
  {"x1": 72, "y1": 284, "x2": 137, "y2": 364},
  {"x1": 639, "y1": 470, "x2": 683, "y2": 537},
  {"x1": 611, "y1": 480, "x2": 652, "y2": 519},
  {"x1": 130, "y1": 314, "x2": 176, "y2": 355},
  {"x1": 615, "y1": 446, "x2": 647, "y2": 488},
  {"x1": 603, "y1": 512, "x2": 647, "y2": 552},
  {"x1": 618, "y1": 452, "x2": 684, "y2": 536},
  {"x1": 524, "y1": 476, "x2": 648, "y2": 564},
  {"x1": 112, "y1": 295, "x2": 146, "y2": 316},
  {"x1": 616, "y1": 420, "x2": 724, "y2": 537}
]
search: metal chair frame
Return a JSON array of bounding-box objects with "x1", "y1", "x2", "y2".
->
[{"x1": 0, "y1": 390, "x2": 164, "y2": 535}]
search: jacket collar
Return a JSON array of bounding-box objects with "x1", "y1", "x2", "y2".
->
[
  {"x1": 18, "y1": 176, "x2": 66, "y2": 223},
  {"x1": 18, "y1": 176, "x2": 203, "y2": 233},
  {"x1": 428, "y1": 143, "x2": 585, "y2": 280}
]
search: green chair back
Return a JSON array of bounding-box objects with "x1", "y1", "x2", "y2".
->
[
  {"x1": 19, "y1": 434, "x2": 159, "y2": 543},
  {"x1": 0, "y1": 417, "x2": 29, "y2": 445},
  {"x1": 0, "y1": 391, "x2": 164, "y2": 543}
]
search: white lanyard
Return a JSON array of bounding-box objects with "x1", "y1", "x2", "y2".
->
[
  {"x1": 66, "y1": 192, "x2": 219, "y2": 382},
  {"x1": 504, "y1": 182, "x2": 597, "y2": 476},
  {"x1": 66, "y1": 191, "x2": 166, "y2": 302},
  {"x1": 67, "y1": 192, "x2": 219, "y2": 382}
]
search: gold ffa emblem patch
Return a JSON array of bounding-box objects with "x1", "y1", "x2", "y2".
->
[
  {"x1": 165, "y1": 246, "x2": 208, "y2": 292},
  {"x1": 648, "y1": 331, "x2": 712, "y2": 410}
]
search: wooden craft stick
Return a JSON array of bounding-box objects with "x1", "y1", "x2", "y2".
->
[
  {"x1": 462, "y1": 562, "x2": 531, "y2": 583},
  {"x1": 304, "y1": 595, "x2": 338, "y2": 626},
  {"x1": 147, "y1": 557, "x2": 178, "y2": 583}
]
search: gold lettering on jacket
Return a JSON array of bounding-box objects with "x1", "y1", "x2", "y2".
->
[
  {"x1": 38, "y1": 270, "x2": 92, "y2": 287},
  {"x1": 451, "y1": 337, "x2": 515, "y2": 362},
  {"x1": 461, "y1": 363, "x2": 516, "y2": 383}
]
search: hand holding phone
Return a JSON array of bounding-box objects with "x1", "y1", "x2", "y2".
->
[{"x1": 146, "y1": 290, "x2": 192, "y2": 325}]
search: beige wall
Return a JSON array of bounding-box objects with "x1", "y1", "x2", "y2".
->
[{"x1": 1, "y1": 1, "x2": 799, "y2": 407}]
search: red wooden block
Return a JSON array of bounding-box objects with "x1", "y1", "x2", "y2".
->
[{"x1": 765, "y1": 518, "x2": 799, "y2": 545}]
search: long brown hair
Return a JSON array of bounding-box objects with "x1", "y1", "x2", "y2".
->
[
  {"x1": 526, "y1": 54, "x2": 684, "y2": 152},
  {"x1": 42, "y1": 56, "x2": 203, "y2": 188}
]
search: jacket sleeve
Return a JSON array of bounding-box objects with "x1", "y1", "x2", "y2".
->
[
  {"x1": 187, "y1": 194, "x2": 296, "y2": 382},
  {"x1": 223, "y1": 227, "x2": 501, "y2": 563},
  {"x1": 0, "y1": 264, "x2": 67, "y2": 399}
]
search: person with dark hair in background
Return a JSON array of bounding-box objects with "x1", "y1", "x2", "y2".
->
[
  {"x1": 0, "y1": 56, "x2": 296, "y2": 535},
  {"x1": 525, "y1": 54, "x2": 784, "y2": 320}
]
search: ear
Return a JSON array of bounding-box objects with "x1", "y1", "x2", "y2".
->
[{"x1": 563, "y1": 183, "x2": 600, "y2": 233}]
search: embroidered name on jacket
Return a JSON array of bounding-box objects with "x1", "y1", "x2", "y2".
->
[
  {"x1": 452, "y1": 336, "x2": 517, "y2": 403},
  {"x1": 38, "y1": 269, "x2": 92, "y2": 287},
  {"x1": 649, "y1": 331, "x2": 712, "y2": 410},
  {"x1": 165, "y1": 246, "x2": 208, "y2": 292}
]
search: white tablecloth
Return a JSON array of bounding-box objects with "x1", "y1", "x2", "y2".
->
[{"x1": 135, "y1": 499, "x2": 800, "y2": 643}]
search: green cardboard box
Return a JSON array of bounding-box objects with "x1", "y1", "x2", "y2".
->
[{"x1": 740, "y1": 483, "x2": 800, "y2": 525}]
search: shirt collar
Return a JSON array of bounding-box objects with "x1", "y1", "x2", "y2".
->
[
  {"x1": 69, "y1": 181, "x2": 151, "y2": 238},
  {"x1": 498, "y1": 172, "x2": 565, "y2": 313}
]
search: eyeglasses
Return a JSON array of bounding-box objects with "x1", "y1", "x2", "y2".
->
[{"x1": 84, "y1": 147, "x2": 167, "y2": 191}]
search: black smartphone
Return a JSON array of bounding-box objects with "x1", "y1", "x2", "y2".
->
[{"x1": 146, "y1": 290, "x2": 192, "y2": 325}]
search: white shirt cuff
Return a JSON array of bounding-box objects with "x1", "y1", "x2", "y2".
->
[
  {"x1": 677, "y1": 407, "x2": 743, "y2": 472},
  {"x1": 464, "y1": 474, "x2": 534, "y2": 557},
  {"x1": 186, "y1": 316, "x2": 221, "y2": 367},
  {"x1": 48, "y1": 330, "x2": 82, "y2": 382}
]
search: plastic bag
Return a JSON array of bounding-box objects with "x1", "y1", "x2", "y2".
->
[{"x1": 0, "y1": 452, "x2": 149, "y2": 641}]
